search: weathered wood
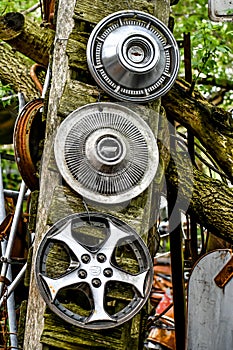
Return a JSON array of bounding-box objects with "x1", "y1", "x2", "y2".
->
[
  {"x1": 187, "y1": 249, "x2": 233, "y2": 350},
  {"x1": 73, "y1": 0, "x2": 159, "y2": 25},
  {"x1": 23, "y1": 1, "x2": 77, "y2": 349}
]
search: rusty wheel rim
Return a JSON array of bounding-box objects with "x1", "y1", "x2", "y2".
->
[{"x1": 14, "y1": 98, "x2": 45, "y2": 191}]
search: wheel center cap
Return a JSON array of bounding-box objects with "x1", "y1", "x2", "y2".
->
[
  {"x1": 127, "y1": 45, "x2": 145, "y2": 63},
  {"x1": 97, "y1": 136, "x2": 123, "y2": 163}
]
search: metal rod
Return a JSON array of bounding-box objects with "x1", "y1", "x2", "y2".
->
[
  {"x1": 0, "y1": 180, "x2": 27, "y2": 296},
  {"x1": 41, "y1": 64, "x2": 51, "y2": 98},
  {"x1": 0, "y1": 263, "x2": 27, "y2": 308},
  {"x1": 184, "y1": 33, "x2": 198, "y2": 262},
  {"x1": 0, "y1": 155, "x2": 19, "y2": 349},
  {"x1": 1, "y1": 241, "x2": 19, "y2": 349},
  {"x1": 4, "y1": 189, "x2": 30, "y2": 199},
  {"x1": 169, "y1": 221, "x2": 186, "y2": 350},
  {"x1": 167, "y1": 121, "x2": 186, "y2": 350}
]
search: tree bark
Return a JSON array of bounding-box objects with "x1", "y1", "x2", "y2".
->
[
  {"x1": 23, "y1": 1, "x2": 76, "y2": 348},
  {"x1": 166, "y1": 153, "x2": 233, "y2": 244},
  {"x1": 0, "y1": 12, "x2": 54, "y2": 66},
  {"x1": 0, "y1": 43, "x2": 39, "y2": 100},
  {"x1": 163, "y1": 79, "x2": 233, "y2": 181}
]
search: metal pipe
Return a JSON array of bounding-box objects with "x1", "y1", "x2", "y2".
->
[
  {"x1": 42, "y1": 64, "x2": 51, "y2": 99},
  {"x1": 0, "y1": 180, "x2": 27, "y2": 296},
  {"x1": 0, "y1": 154, "x2": 5, "y2": 222},
  {"x1": 4, "y1": 189, "x2": 30, "y2": 199},
  {"x1": 166, "y1": 121, "x2": 187, "y2": 350},
  {"x1": 0, "y1": 263, "x2": 27, "y2": 308},
  {"x1": 0, "y1": 155, "x2": 19, "y2": 349},
  {"x1": 169, "y1": 221, "x2": 186, "y2": 350}
]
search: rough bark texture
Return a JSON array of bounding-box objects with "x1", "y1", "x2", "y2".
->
[
  {"x1": 163, "y1": 80, "x2": 233, "y2": 181},
  {"x1": 166, "y1": 153, "x2": 233, "y2": 244},
  {"x1": 0, "y1": 43, "x2": 39, "y2": 100},
  {"x1": 0, "y1": 12, "x2": 54, "y2": 66}
]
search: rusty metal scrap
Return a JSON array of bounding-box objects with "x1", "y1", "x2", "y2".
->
[
  {"x1": 214, "y1": 254, "x2": 233, "y2": 288},
  {"x1": 13, "y1": 98, "x2": 44, "y2": 191},
  {"x1": 30, "y1": 64, "x2": 46, "y2": 95}
]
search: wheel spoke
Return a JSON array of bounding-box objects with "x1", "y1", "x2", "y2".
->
[
  {"x1": 51, "y1": 220, "x2": 92, "y2": 258},
  {"x1": 109, "y1": 266, "x2": 149, "y2": 298},
  {"x1": 98, "y1": 221, "x2": 133, "y2": 259},
  {"x1": 39, "y1": 268, "x2": 79, "y2": 301},
  {"x1": 86, "y1": 284, "x2": 115, "y2": 324}
]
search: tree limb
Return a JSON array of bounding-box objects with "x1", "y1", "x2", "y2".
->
[
  {"x1": 166, "y1": 153, "x2": 233, "y2": 244},
  {"x1": 162, "y1": 80, "x2": 233, "y2": 181},
  {"x1": 0, "y1": 12, "x2": 54, "y2": 66},
  {"x1": 0, "y1": 42, "x2": 39, "y2": 99},
  {"x1": 198, "y1": 76, "x2": 233, "y2": 90}
]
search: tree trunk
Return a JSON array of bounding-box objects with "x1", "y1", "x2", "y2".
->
[{"x1": 23, "y1": 1, "x2": 76, "y2": 348}]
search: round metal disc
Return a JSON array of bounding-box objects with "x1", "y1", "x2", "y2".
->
[
  {"x1": 87, "y1": 10, "x2": 180, "y2": 102},
  {"x1": 35, "y1": 212, "x2": 153, "y2": 329},
  {"x1": 54, "y1": 102, "x2": 159, "y2": 204}
]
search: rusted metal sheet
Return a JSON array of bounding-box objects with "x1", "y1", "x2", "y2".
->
[
  {"x1": 208, "y1": 0, "x2": 233, "y2": 21},
  {"x1": 187, "y1": 249, "x2": 233, "y2": 350}
]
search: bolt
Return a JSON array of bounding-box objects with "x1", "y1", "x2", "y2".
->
[
  {"x1": 103, "y1": 268, "x2": 113, "y2": 278},
  {"x1": 78, "y1": 269, "x2": 87, "y2": 279},
  {"x1": 97, "y1": 253, "x2": 106, "y2": 263},
  {"x1": 92, "y1": 278, "x2": 101, "y2": 288},
  {"x1": 81, "y1": 254, "x2": 91, "y2": 264}
]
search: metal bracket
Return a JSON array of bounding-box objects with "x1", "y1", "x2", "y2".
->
[{"x1": 214, "y1": 255, "x2": 233, "y2": 288}]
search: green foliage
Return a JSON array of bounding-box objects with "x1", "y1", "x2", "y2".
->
[
  {"x1": 0, "y1": 82, "x2": 14, "y2": 107},
  {"x1": 0, "y1": 0, "x2": 40, "y2": 16},
  {"x1": 0, "y1": 147, "x2": 21, "y2": 190},
  {"x1": 172, "y1": 0, "x2": 233, "y2": 108}
]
